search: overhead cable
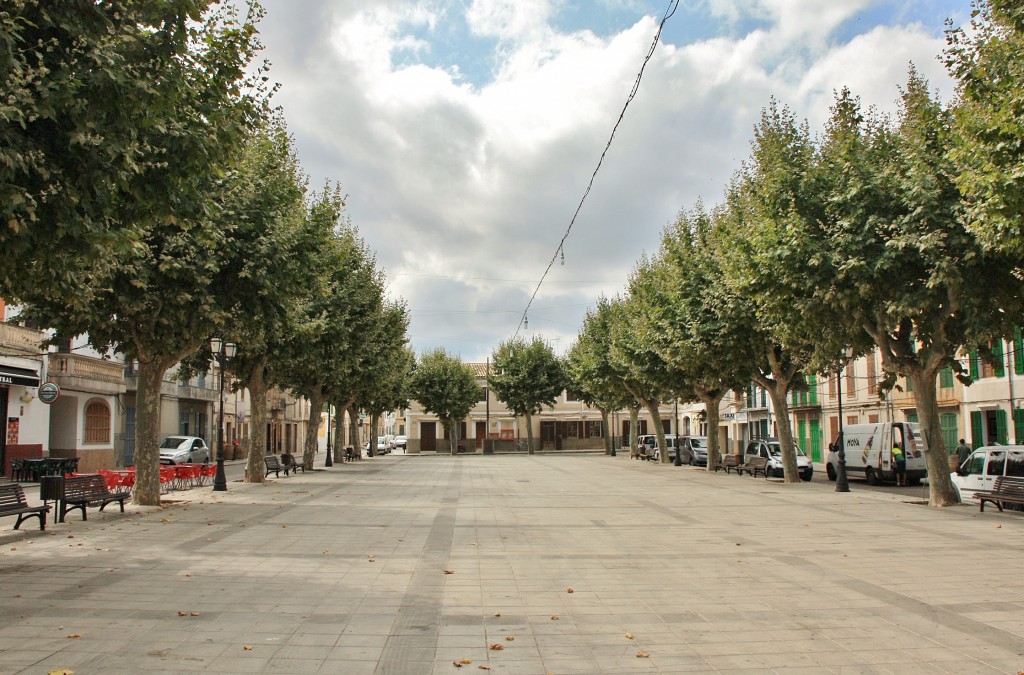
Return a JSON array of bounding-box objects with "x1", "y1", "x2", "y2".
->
[{"x1": 512, "y1": 0, "x2": 681, "y2": 341}]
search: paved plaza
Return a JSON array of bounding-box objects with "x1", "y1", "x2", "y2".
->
[{"x1": 1, "y1": 454, "x2": 1023, "y2": 674}]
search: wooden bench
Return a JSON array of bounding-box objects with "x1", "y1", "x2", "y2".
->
[
  {"x1": 0, "y1": 483, "x2": 50, "y2": 531},
  {"x1": 713, "y1": 455, "x2": 740, "y2": 473},
  {"x1": 280, "y1": 453, "x2": 305, "y2": 475},
  {"x1": 344, "y1": 447, "x2": 359, "y2": 462},
  {"x1": 737, "y1": 456, "x2": 769, "y2": 478},
  {"x1": 974, "y1": 476, "x2": 1024, "y2": 512},
  {"x1": 265, "y1": 455, "x2": 283, "y2": 478},
  {"x1": 59, "y1": 474, "x2": 130, "y2": 522}
]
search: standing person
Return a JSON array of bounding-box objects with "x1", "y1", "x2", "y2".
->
[
  {"x1": 892, "y1": 445, "x2": 907, "y2": 486},
  {"x1": 955, "y1": 438, "x2": 972, "y2": 466}
]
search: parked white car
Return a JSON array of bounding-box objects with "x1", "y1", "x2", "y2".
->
[
  {"x1": 951, "y1": 445, "x2": 1024, "y2": 502},
  {"x1": 158, "y1": 436, "x2": 211, "y2": 465}
]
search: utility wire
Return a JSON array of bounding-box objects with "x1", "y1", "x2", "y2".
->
[{"x1": 512, "y1": 0, "x2": 680, "y2": 341}]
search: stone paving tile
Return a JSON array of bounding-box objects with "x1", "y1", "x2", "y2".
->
[{"x1": 3, "y1": 455, "x2": 1024, "y2": 674}]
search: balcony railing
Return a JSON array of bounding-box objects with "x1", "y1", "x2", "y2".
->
[
  {"x1": 0, "y1": 322, "x2": 45, "y2": 355},
  {"x1": 47, "y1": 353, "x2": 127, "y2": 394}
]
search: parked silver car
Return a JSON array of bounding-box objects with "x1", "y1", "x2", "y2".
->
[
  {"x1": 158, "y1": 436, "x2": 211, "y2": 465},
  {"x1": 678, "y1": 436, "x2": 708, "y2": 466}
]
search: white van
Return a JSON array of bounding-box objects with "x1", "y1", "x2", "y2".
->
[
  {"x1": 950, "y1": 445, "x2": 1024, "y2": 502},
  {"x1": 826, "y1": 422, "x2": 925, "y2": 485}
]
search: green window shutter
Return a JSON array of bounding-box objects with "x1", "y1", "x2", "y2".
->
[
  {"x1": 1015, "y1": 328, "x2": 1024, "y2": 375},
  {"x1": 797, "y1": 419, "x2": 807, "y2": 451},
  {"x1": 939, "y1": 367, "x2": 954, "y2": 388},
  {"x1": 940, "y1": 413, "x2": 958, "y2": 451},
  {"x1": 761, "y1": 388, "x2": 767, "y2": 407},
  {"x1": 992, "y1": 341, "x2": 1005, "y2": 377},
  {"x1": 971, "y1": 410, "x2": 984, "y2": 448},
  {"x1": 810, "y1": 419, "x2": 822, "y2": 462},
  {"x1": 791, "y1": 390, "x2": 797, "y2": 407},
  {"x1": 970, "y1": 350, "x2": 980, "y2": 380},
  {"x1": 808, "y1": 374, "x2": 818, "y2": 405},
  {"x1": 906, "y1": 412, "x2": 919, "y2": 424},
  {"x1": 1014, "y1": 409, "x2": 1024, "y2": 446},
  {"x1": 996, "y1": 408, "x2": 1008, "y2": 444}
]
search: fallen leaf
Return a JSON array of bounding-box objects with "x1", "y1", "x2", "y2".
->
[
  {"x1": 996, "y1": 525, "x2": 1002, "y2": 529},
  {"x1": 453, "y1": 658, "x2": 473, "y2": 667},
  {"x1": 281, "y1": 525, "x2": 287, "y2": 528},
  {"x1": 478, "y1": 666, "x2": 491, "y2": 671},
  {"x1": 550, "y1": 615, "x2": 559, "y2": 621},
  {"x1": 505, "y1": 636, "x2": 515, "y2": 641},
  {"x1": 494, "y1": 612, "x2": 501, "y2": 617},
  {"x1": 243, "y1": 645, "x2": 253, "y2": 651},
  {"x1": 66, "y1": 634, "x2": 81, "y2": 639},
  {"x1": 177, "y1": 611, "x2": 187, "y2": 617},
  {"x1": 190, "y1": 612, "x2": 200, "y2": 617},
  {"x1": 184, "y1": 573, "x2": 192, "y2": 577},
  {"x1": 625, "y1": 633, "x2": 634, "y2": 639},
  {"x1": 47, "y1": 670, "x2": 74, "y2": 675},
  {"x1": 444, "y1": 569, "x2": 455, "y2": 574},
  {"x1": 14, "y1": 593, "x2": 21, "y2": 598},
  {"x1": 636, "y1": 651, "x2": 649, "y2": 658},
  {"x1": 489, "y1": 643, "x2": 504, "y2": 650},
  {"x1": 566, "y1": 587, "x2": 574, "y2": 593}
]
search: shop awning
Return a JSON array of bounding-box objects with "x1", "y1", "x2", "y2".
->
[{"x1": 0, "y1": 364, "x2": 40, "y2": 387}]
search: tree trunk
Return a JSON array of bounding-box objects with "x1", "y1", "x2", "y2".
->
[
  {"x1": 303, "y1": 385, "x2": 323, "y2": 469},
  {"x1": 641, "y1": 399, "x2": 667, "y2": 463},
  {"x1": 369, "y1": 412, "x2": 380, "y2": 456},
  {"x1": 244, "y1": 361, "x2": 268, "y2": 483},
  {"x1": 765, "y1": 381, "x2": 799, "y2": 483},
  {"x1": 908, "y1": 368, "x2": 959, "y2": 506},
  {"x1": 524, "y1": 412, "x2": 534, "y2": 454},
  {"x1": 133, "y1": 357, "x2": 174, "y2": 505},
  {"x1": 335, "y1": 400, "x2": 351, "y2": 458},
  {"x1": 628, "y1": 406, "x2": 640, "y2": 458},
  {"x1": 600, "y1": 408, "x2": 611, "y2": 455},
  {"x1": 348, "y1": 405, "x2": 361, "y2": 455},
  {"x1": 697, "y1": 389, "x2": 726, "y2": 472}
]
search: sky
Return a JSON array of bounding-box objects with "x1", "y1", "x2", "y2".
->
[{"x1": 251, "y1": 0, "x2": 971, "y2": 363}]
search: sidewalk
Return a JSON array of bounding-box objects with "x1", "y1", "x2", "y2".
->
[{"x1": 1, "y1": 454, "x2": 1021, "y2": 674}]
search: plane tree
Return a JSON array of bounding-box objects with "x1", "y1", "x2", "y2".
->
[
  {"x1": 410, "y1": 349, "x2": 481, "y2": 455},
  {"x1": 14, "y1": 4, "x2": 267, "y2": 505},
  {"x1": 718, "y1": 101, "x2": 858, "y2": 483},
  {"x1": 732, "y1": 75, "x2": 1022, "y2": 505},
  {"x1": 1, "y1": 1, "x2": 268, "y2": 310},
  {"x1": 488, "y1": 337, "x2": 565, "y2": 454},
  {"x1": 646, "y1": 205, "x2": 762, "y2": 471},
  {"x1": 946, "y1": 0, "x2": 1024, "y2": 255},
  {"x1": 353, "y1": 304, "x2": 413, "y2": 462},
  {"x1": 566, "y1": 302, "x2": 638, "y2": 455},
  {"x1": 607, "y1": 282, "x2": 679, "y2": 464}
]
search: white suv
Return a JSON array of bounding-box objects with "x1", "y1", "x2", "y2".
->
[{"x1": 744, "y1": 438, "x2": 813, "y2": 481}]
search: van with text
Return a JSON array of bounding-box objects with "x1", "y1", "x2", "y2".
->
[{"x1": 825, "y1": 422, "x2": 926, "y2": 485}]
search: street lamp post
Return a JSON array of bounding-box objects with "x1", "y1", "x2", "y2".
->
[
  {"x1": 210, "y1": 337, "x2": 237, "y2": 492},
  {"x1": 674, "y1": 399, "x2": 682, "y2": 466},
  {"x1": 325, "y1": 401, "x2": 333, "y2": 467},
  {"x1": 836, "y1": 348, "x2": 852, "y2": 493}
]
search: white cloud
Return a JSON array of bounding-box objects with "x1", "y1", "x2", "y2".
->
[{"x1": 254, "y1": 0, "x2": 958, "y2": 361}]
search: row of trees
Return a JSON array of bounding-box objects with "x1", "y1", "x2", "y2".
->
[
  {"x1": 2, "y1": 1, "x2": 413, "y2": 504},
  {"x1": 567, "y1": 2, "x2": 1024, "y2": 507}
]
